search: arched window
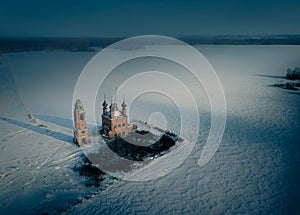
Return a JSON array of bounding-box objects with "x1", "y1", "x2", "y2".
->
[{"x1": 80, "y1": 113, "x2": 85, "y2": 120}]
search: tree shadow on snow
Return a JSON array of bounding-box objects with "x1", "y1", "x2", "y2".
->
[
  {"x1": 254, "y1": 74, "x2": 286, "y2": 79},
  {"x1": 286, "y1": 91, "x2": 300, "y2": 96}
]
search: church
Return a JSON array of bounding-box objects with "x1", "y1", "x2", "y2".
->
[
  {"x1": 100, "y1": 96, "x2": 134, "y2": 139},
  {"x1": 73, "y1": 95, "x2": 135, "y2": 145},
  {"x1": 73, "y1": 97, "x2": 177, "y2": 160}
]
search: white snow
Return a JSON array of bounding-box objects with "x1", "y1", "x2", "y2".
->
[{"x1": 1, "y1": 45, "x2": 300, "y2": 214}]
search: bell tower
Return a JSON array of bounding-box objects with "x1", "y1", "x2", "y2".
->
[{"x1": 73, "y1": 99, "x2": 90, "y2": 146}]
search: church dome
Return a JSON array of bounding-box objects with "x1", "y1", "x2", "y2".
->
[
  {"x1": 121, "y1": 101, "x2": 127, "y2": 109},
  {"x1": 102, "y1": 100, "x2": 108, "y2": 108},
  {"x1": 113, "y1": 110, "x2": 122, "y2": 117}
]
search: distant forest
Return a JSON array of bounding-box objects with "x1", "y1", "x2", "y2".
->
[{"x1": 1, "y1": 35, "x2": 300, "y2": 53}]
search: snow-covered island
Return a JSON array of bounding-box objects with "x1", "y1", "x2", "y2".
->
[{"x1": 73, "y1": 96, "x2": 180, "y2": 173}]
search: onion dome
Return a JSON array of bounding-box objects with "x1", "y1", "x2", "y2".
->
[
  {"x1": 121, "y1": 99, "x2": 126, "y2": 109},
  {"x1": 102, "y1": 100, "x2": 108, "y2": 109},
  {"x1": 102, "y1": 95, "x2": 108, "y2": 109}
]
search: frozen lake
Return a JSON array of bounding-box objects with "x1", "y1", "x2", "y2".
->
[{"x1": 1, "y1": 45, "x2": 300, "y2": 214}]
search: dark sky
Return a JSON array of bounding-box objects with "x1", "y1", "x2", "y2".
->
[{"x1": 0, "y1": 0, "x2": 299, "y2": 37}]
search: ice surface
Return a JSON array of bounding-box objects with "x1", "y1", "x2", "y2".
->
[{"x1": 1, "y1": 46, "x2": 300, "y2": 214}]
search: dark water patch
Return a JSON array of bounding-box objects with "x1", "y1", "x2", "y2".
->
[
  {"x1": 106, "y1": 131, "x2": 177, "y2": 161},
  {"x1": 73, "y1": 157, "x2": 107, "y2": 187}
]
